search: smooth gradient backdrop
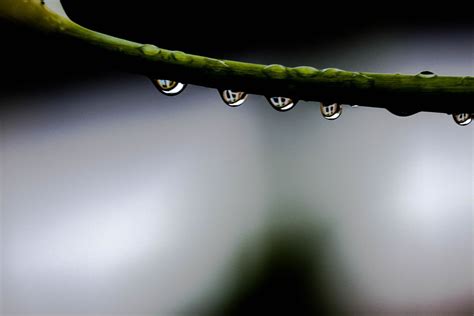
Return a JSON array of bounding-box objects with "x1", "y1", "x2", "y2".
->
[{"x1": 1, "y1": 5, "x2": 473, "y2": 315}]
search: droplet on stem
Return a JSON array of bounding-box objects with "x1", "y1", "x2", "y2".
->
[
  {"x1": 417, "y1": 70, "x2": 436, "y2": 78},
  {"x1": 387, "y1": 107, "x2": 420, "y2": 117},
  {"x1": 267, "y1": 97, "x2": 297, "y2": 112},
  {"x1": 452, "y1": 113, "x2": 472, "y2": 126},
  {"x1": 320, "y1": 102, "x2": 342, "y2": 120},
  {"x1": 152, "y1": 79, "x2": 186, "y2": 96},
  {"x1": 220, "y1": 90, "x2": 248, "y2": 107},
  {"x1": 141, "y1": 44, "x2": 160, "y2": 56}
]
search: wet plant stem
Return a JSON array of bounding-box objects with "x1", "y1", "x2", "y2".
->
[{"x1": 1, "y1": 0, "x2": 473, "y2": 114}]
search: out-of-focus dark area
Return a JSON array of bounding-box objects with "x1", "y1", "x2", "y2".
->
[
  {"x1": 190, "y1": 205, "x2": 349, "y2": 315},
  {"x1": 1, "y1": 2, "x2": 472, "y2": 316}
]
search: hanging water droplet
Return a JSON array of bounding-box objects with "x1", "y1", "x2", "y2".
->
[
  {"x1": 152, "y1": 79, "x2": 186, "y2": 96},
  {"x1": 387, "y1": 107, "x2": 420, "y2": 117},
  {"x1": 267, "y1": 97, "x2": 297, "y2": 112},
  {"x1": 417, "y1": 70, "x2": 436, "y2": 78},
  {"x1": 220, "y1": 90, "x2": 248, "y2": 107},
  {"x1": 452, "y1": 113, "x2": 472, "y2": 126},
  {"x1": 320, "y1": 102, "x2": 342, "y2": 120}
]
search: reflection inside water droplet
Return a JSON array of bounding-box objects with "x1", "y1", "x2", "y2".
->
[
  {"x1": 320, "y1": 102, "x2": 342, "y2": 120},
  {"x1": 220, "y1": 90, "x2": 248, "y2": 107},
  {"x1": 452, "y1": 113, "x2": 472, "y2": 126},
  {"x1": 267, "y1": 97, "x2": 297, "y2": 112},
  {"x1": 152, "y1": 79, "x2": 186, "y2": 96}
]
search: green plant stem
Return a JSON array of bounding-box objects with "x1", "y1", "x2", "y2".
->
[{"x1": 1, "y1": 0, "x2": 473, "y2": 114}]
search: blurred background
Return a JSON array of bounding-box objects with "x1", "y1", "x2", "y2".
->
[{"x1": 0, "y1": 3, "x2": 473, "y2": 315}]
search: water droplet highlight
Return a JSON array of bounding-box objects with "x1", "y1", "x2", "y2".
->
[
  {"x1": 452, "y1": 113, "x2": 472, "y2": 126},
  {"x1": 267, "y1": 97, "x2": 297, "y2": 112},
  {"x1": 220, "y1": 90, "x2": 248, "y2": 107},
  {"x1": 152, "y1": 79, "x2": 186, "y2": 96},
  {"x1": 321, "y1": 68, "x2": 343, "y2": 76},
  {"x1": 320, "y1": 102, "x2": 342, "y2": 120}
]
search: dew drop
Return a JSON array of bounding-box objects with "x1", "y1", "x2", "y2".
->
[
  {"x1": 152, "y1": 79, "x2": 186, "y2": 96},
  {"x1": 292, "y1": 66, "x2": 319, "y2": 78},
  {"x1": 387, "y1": 107, "x2": 420, "y2": 117},
  {"x1": 263, "y1": 64, "x2": 287, "y2": 79},
  {"x1": 267, "y1": 97, "x2": 297, "y2": 112},
  {"x1": 452, "y1": 113, "x2": 472, "y2": 126},
  {"x1": 417, "y1": 70, "x2": 436, "y2": 78},
  {"x1": 320, "y1": 102, "x2": 342, "y2": 120},
  {"x1": 141, "y1": 44, "x2": 160, "y2": 56},
  {"x1": 321, "y1": 68, "x2": 343, "y2": 76},
  {"x1": 172, "y1": 51, "x2": 192, "y2": 63},
  {"x1": 220, "y1": 90, "x2": 248, "y2": 107}
]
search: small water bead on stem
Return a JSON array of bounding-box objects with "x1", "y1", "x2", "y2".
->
[
  {"x1": 152, "y1": 79, "x2": 186, "y2": 96},
  {"x1": 452, "y1": 113, "x2": 472, "y2": 126},
  {"x1": 320, "y1": 102, "x2": 342, "y2": 120},
  {"x1": 267, "y1": 97, "x2": 297, "y2": 112},
  {"x1": 140, "y1": 44, "x2": 160, "y2": 56},
  {"x1": 220, "y1": 90, "x2": 248, "y2": 107}
]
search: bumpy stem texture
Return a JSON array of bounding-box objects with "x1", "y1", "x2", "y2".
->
[{"x1": 1, "y1": 0, "x2": 473, "y2": 114}]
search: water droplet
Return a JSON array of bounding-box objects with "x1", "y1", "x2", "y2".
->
[
  {"x1": 220, "y1": 90, "x2": 248, "y2": 107},
  {"x1": 263, "y1": 64, "x2": 287, "y2": 79},
  {"x1": 141, "y1": 44, "x2": 160, "y2": 56},
  {"x1": 172, "y1": 51, "x2": 192, "y2": 63},
  {"x1": 321, "y1": 68, "x2": 343, "y2": 76},
  {"x1": 292, "y1": 66, "x2": 319, "y2": 78},
  {"x1": 152, "y1": 79, "x2": 186, "y2": 96},
  {"x1": 320, "y1": 102, "x2": 342, "y2": 120},
  {"x1": 387, "y1": 107, "x2": 420, "y2": 117},
  {"x1": 452, "y1": 113, "x2": 472, "y2": 126},
  {"x1": 267, "y1": 97, "x2": 297, "y2": 112},
  {"x1": 290, "y1": 66, "x2": 320, "y2": 78},
  {"x1": 208, "y1": 58, "x2": 230, "y2": 69},
  {"x1": 417, "y1": 70, "x2": 436, "y2": 78}
]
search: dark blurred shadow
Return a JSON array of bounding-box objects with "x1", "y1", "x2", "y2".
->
[{"x1": 187, "y1": 204, "x2": 349, "y2": 315}]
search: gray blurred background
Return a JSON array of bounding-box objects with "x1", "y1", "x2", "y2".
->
[{"x1": 0, "y1": 4, "x2": 473, "y2": 315}]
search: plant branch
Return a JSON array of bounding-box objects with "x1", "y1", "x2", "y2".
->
[{"x1": 1, "y1": 0, "x2": 473, "y2": 114}]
